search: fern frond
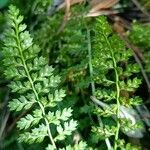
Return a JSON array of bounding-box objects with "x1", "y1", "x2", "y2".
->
[
  {"x1": 2, "y1": 5, "x2": 77, "y2": 149},
  {"x1": 91, "y1": 16, "x2": 143, "y2": 149}
]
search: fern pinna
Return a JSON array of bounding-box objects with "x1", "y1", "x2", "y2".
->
[
  {"x1": 91, "y1": 17, "x2": 143, "y2": 149},
  {"x1": 2, "y1": 5, "x2": 77, "y2": 149}
]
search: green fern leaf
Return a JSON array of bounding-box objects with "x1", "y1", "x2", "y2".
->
[
  {"x1": 55, "y1": 119, "x2": 77, "y2": 141},
  {"x1": 91, "y1": 16, "x2": 143, "y2": 149},
  {"x1": 2, "y1": 5, "x2": 77, "y2": 149}
]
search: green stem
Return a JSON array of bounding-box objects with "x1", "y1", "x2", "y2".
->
[
  {"x1": 103, "y1": 33, "x2": 120, "y2": 150},
  {"x1": 87, "y1": 29, "x2": 95, "y2": 95},
  {"x1": 15, "y1": 24, "x2": 57, "y2": 149}
]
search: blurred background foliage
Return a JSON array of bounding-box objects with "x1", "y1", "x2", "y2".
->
[{"x1": 0, "y1": 0, "x2": 150, "y2": 149}]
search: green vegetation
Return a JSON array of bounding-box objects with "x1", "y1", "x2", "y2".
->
[{"x1": 0, "y1": 1, "x2": 150, "y2": 149}]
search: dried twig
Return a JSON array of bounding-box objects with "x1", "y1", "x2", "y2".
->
[
  {"x1": 86, "y1": 10, "x2": 118, "y2": 17},
  {"x1": 131, "y1": 0, "x2": 150, "y2": 18},
  {"x1": 57, "y1": 0, "x2": 71, "y2": 34},
  {"x1": 119, "y1": 35, "x2": 150, "y2": 93},
  {"x1": 89, "y1": 0, "x2": 119, "y2": 13},
  {"x1": 57, "y1": 0, "x2": 84, "y2": 10}
]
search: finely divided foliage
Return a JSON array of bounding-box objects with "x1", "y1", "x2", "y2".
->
[
  {"x1": 2, "y1": 5, "x2": 145, "y2": 150},
  {"x1": 3, "y1": 5, "x2": 77, "y2": 149},
  {"x1": 91, "y1": 17, "x2": 143, "y2": 149},
  {"x1": 129, "y1": 22, "x2": 150, "y2": 73}
]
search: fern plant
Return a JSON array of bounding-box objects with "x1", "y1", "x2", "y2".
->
[
  {"x1": 91, "y1": 16, "x2": 143, "y2": 149},
  {"x1": 128, "y1": 21, "x2": 150, "y2": 74},
  {"x1": 2, "y1": 5, "x2": 78, "y2": 149},
  {"x1": 34, "y1": 4, "x2": 93, "y2": 131}
]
